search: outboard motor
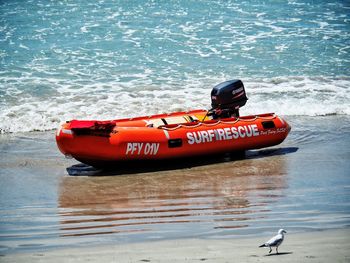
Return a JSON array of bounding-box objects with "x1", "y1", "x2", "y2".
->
[{"x1": 210, "y1": 79, "x2": 248, "y2": 118}]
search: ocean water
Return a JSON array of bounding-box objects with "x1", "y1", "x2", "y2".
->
[
  {"x1": 1, "y1": 0, "x2": 349, "y2": 133},
  {"x1": 0, "y1": 0, "x2": 350, "y2": 255}
]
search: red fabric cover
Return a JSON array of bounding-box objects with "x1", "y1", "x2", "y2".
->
[
  {"x1": 69, "y1": 120, "x2": 117, "y2": 129},
  {"x1": 69, "y1": 120, "x2": 96, "y2": 129}
]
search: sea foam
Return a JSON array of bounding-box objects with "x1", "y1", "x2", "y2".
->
[{"x1": 0, "y1": 76, "x2": 349, "y2": 133}]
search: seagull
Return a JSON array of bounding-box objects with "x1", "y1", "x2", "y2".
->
[{"x1": 259, "y1": 229, "x2": 287, "y2": 254}]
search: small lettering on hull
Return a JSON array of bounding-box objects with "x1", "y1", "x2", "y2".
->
[{"x1": 126, "y1": 142, "x2": 160, "y2": 155}]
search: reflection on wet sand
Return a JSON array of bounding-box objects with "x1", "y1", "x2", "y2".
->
[{"x1": 58, "y1": 149, "x2": 290, "y2": 239}]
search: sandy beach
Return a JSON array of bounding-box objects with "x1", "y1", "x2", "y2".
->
[
  {"x1": 0, "y1": 116, "x2": 349, "y2": 262},
  {"x1": 2, "y1": 228, "x2": 349, "y2": 263}
]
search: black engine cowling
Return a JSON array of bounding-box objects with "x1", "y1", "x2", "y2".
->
[{"x1": 210, "y1": 79, "x2": 248, "y2": 118}]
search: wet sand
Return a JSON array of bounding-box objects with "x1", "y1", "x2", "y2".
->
[
  {"x1": 0, "y1": 116, "x2": 349, "y2": 260},
  {"x1": 2, "y1": 228, "x2": 349, "y2": 263}
]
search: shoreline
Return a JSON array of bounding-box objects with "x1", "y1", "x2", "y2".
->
[
  {"x1": 2, "y1": 228, "x2": 349, "y2": 262},
  {"x1": 0, "y1": 116, "x2": 349, "y2": 261}
]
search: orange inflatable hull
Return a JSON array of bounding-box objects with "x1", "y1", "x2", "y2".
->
[{"x1": 56, "y1": 110, "x2": 291, "y2": 167}]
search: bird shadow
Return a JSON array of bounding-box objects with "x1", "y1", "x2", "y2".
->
[{"x1": 265, "y1": 252, "x2": 293, "y2": 257}]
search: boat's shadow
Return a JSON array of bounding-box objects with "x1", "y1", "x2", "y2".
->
[{"x1": 66, "y1": 147, "x2": 298, "y2": 176}]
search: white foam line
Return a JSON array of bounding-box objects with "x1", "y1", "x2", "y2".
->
[{"x1": 1, "y1": 76, "x2": 349, "y2": 133}]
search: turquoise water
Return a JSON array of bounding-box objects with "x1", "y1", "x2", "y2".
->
[
  {"x1": 0, "y1": 1, "x2": 350, "y2": 254},
  {"x1": 1, "y1": 0, "x2": 350, "y2": 133}
]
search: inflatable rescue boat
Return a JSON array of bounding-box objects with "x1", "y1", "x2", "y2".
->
[{"x1": 56, "y1": 80, "x2": 291, "y2": 167}]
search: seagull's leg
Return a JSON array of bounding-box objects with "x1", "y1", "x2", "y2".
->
[
  {"x1": 276, "y1": 246, "x2": 279, "y2": 254},
  {"x1": 269, "y1": 246, "x2": 272, "y2": 254}
]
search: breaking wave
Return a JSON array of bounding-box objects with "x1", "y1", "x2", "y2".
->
[{"x1": 1, "y1": 76, "x2": 349, "y2": 133}]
